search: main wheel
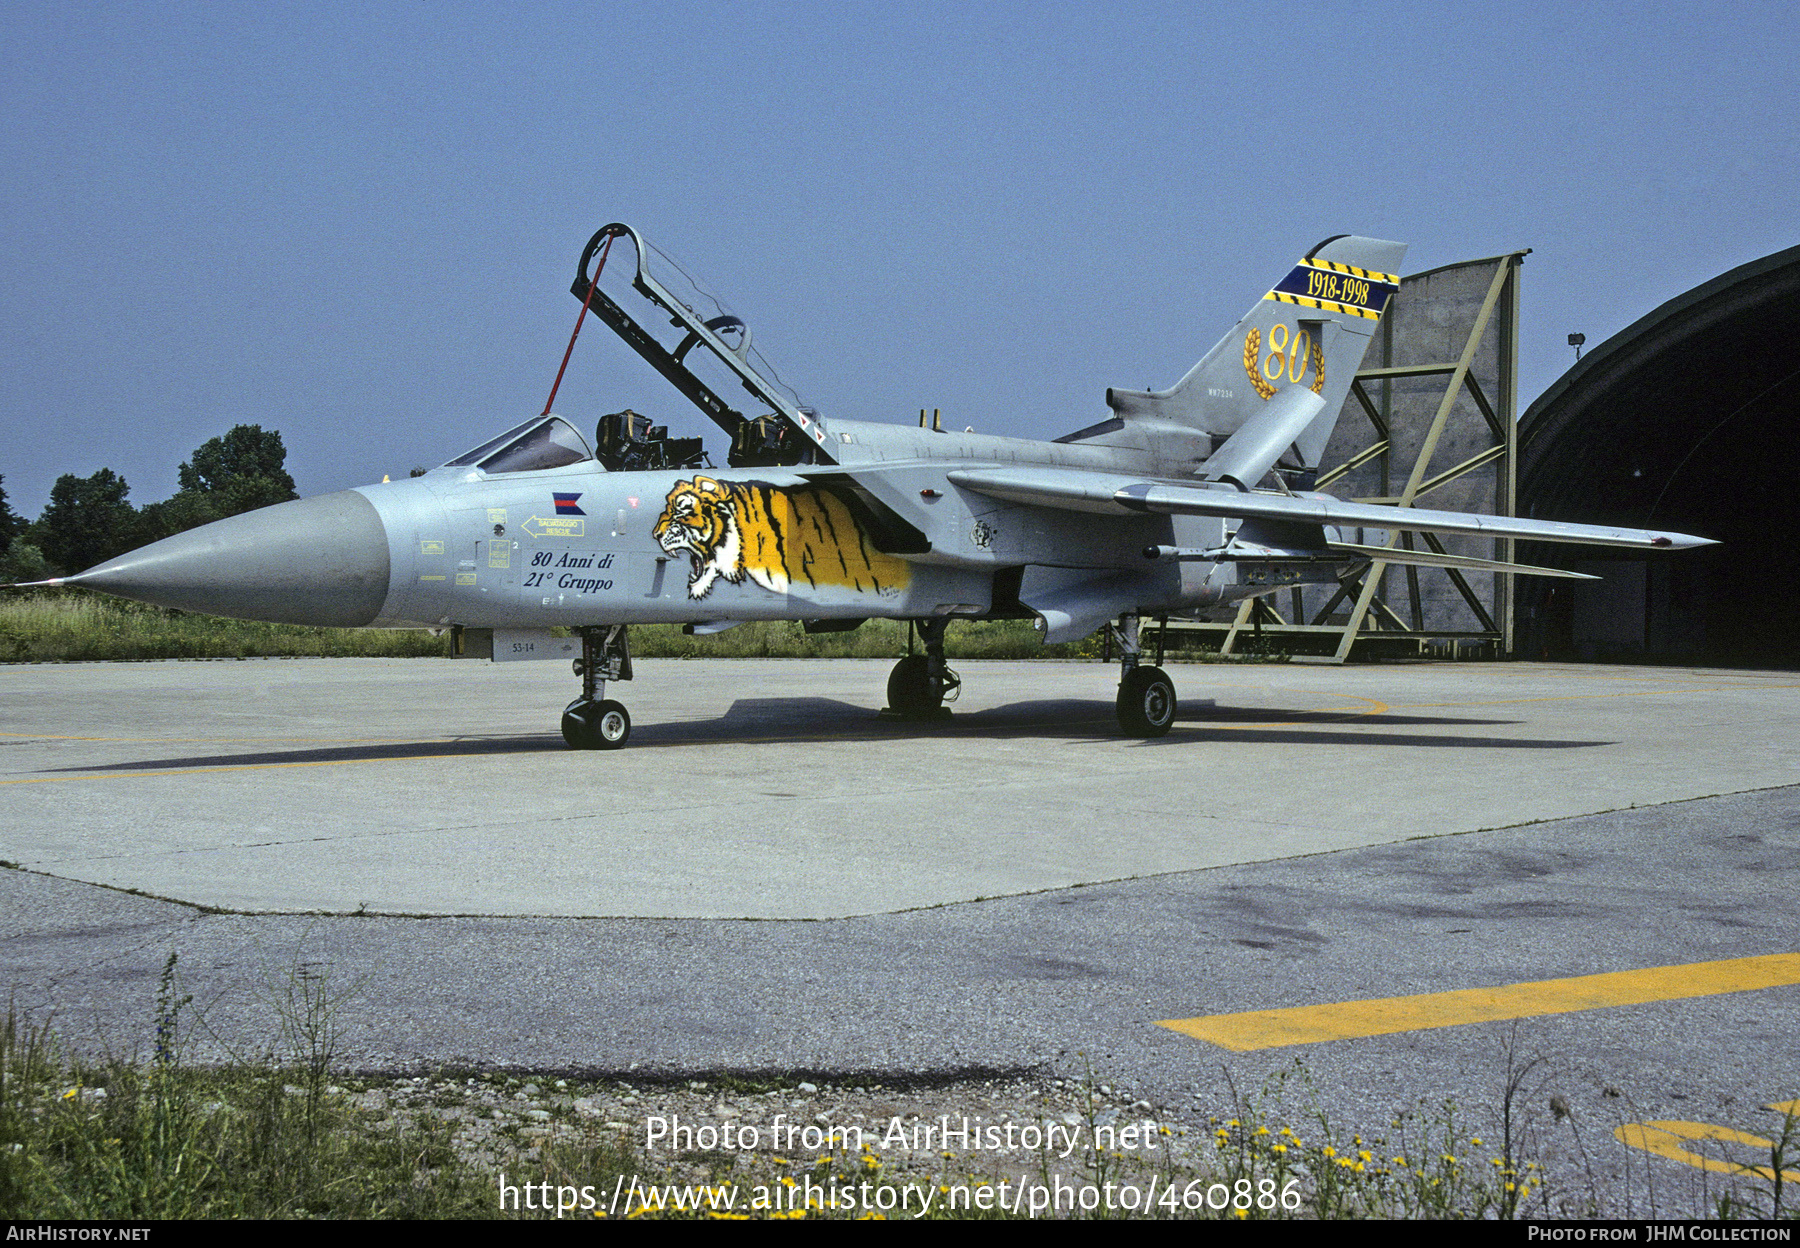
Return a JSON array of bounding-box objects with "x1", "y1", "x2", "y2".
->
[
  {"x1": 886, "y1": 654, "x2": 943, "y2": 716},
  {"x1": 562, "y1": 698, "x2": 631, "y2": 750},
  {"x1": 1116, "y1": 666, "x2": 1176, "y2": 737}
]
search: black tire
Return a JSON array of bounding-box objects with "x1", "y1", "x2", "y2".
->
[
  {"x1": 887, "y1": 654, "x2": 942, "y2": 715},
  {"x1": 1117, "y1": 666, "x2": 1176, "y2": 737},
  {"x1": 562, "y1": 698, "x2": 631, "y2": 750}
]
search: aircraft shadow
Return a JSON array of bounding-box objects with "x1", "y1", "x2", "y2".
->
[
  {"x1": 46, "y1": 736, "x2": 557, "y2": 774},
  {"x1": 43, "y1": 699, "x2": 1603, "y2": 773},
  {"x1": 619, "y1": 698, "x2": 1603, "y2": 752}
]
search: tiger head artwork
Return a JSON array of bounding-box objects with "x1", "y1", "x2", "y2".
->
[{"x1": 652, "y1": 476, "x2": 911, "y2": 601}]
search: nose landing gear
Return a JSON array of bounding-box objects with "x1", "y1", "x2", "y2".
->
[
  {"x1": 564, "y1": 624, "x2": 634, "y2": 749},
  {"x1": 562, "y1": 697, "x2": 630, "y2": 749}
]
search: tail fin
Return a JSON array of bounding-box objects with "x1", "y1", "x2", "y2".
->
[{"x1": 1105, "y1": 235, "x2": 1406, "y2": 481}]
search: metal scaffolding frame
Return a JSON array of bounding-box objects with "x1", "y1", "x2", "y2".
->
[{"x1": 1168, "y1": 251, "x2": 1527, "y2": 662}]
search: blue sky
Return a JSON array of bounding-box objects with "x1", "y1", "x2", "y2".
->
[{"x1": 4, "y1": 0, "x2": 1796, "y2": 515}]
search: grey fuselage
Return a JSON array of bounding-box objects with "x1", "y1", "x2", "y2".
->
[{"x1": 357, "y1": 417, "x2": 1239, "y2": 635}]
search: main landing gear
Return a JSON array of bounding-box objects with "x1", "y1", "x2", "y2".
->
[
  {"x1": 563, "y1": 624, "x2": 634, "y2": 749},
  {"x1": 885, "y1": 618, "x2": 961, "y2": 718},
  {"x1": 1111, "y1": 613, "x2": 1176, "y2": 738}
]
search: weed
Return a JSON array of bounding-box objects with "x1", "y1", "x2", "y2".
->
[
  {"x1": 1494, "y1": 1025, "x2": 1550, "y2": 1218},
  {"x1": 1, "y1": 593, "x2": 1293, "y2": 665},
  {"x1": 1762, "y1": 1105, "x2": 1799, "y2": 1217},
  {"x1": 1717, "y1": 1102, "x2": 1800, "y2": 1219},
  {"x1": 5, "y1": 985, "x2": 1780, "y2": 1221},
  {"x1": 0, "y1": 593, "x2": 450, "y2": 662}
]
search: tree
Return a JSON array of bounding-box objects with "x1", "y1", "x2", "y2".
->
[
  {"x1": 0, "y1": 541, "x2": 50, "y2": 587},
  {"x1": 0, "y1": 475, "x2": 24, "y2": 556},
  {"x1": 36, "y1": 469, "x2": 138, "y2": 574},
  {"x1": 176, "y1": 425, "x2": 298, "y2": 517},
  {"x1": 135, "y1": 489, "x2": 226, "y2": 545},
  {"x1": 0, "y1": 475, "x2": 44, "y2": 586},
  {"x1": 138, "y1": 425, "x2": 301, "y2": 544}
]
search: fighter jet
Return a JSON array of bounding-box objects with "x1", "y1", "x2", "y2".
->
[{"x1": 40, "y1": 223, "x2": 1713, "y2": 748}]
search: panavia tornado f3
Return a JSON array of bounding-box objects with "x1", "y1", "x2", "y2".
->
[{"x1": 40, "y1": 224, "x2": 1714, "y2": 748}]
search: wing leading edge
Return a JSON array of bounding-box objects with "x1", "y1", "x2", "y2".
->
[{"x1": 946, "y1": 467, "x2": 1715, "y2": 553}]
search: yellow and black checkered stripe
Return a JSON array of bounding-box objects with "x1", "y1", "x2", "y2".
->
[{"x1": 1265, "y1": 260, "x2": 1400, "y2": 321}]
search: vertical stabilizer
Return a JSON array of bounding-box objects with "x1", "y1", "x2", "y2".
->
[{"x1": 1103, "y1": 235, "x2": 1406, "y2": 480}]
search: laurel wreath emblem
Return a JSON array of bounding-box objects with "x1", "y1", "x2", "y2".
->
[{"x1": 1243, "y1": 329, "x2": 1276, "y2": 400}]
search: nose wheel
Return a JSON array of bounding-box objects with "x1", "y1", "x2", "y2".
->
[
  {"x1": 563, "y1": 698, "x2": 631, "y2": 749},
  {"x1": 564, "y1": 624, "x2": 634, "y2": 750}
]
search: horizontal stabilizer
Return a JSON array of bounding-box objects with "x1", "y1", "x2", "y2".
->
[
  {"x1": 1202, "y1": 387, "x2": 1326, "y2": 488},
  {"x1": 946, "y1": 467, "x2": 1716, "y2": 552}
]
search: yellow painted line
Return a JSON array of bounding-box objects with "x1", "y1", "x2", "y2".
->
[
  {"x1": 0, "y1": 755, "x2": 490, "y2": 783},
  {"x1": 0, "y1": 731, "x2": 428, "y2": 745},
  {"x1": 1159, "y1": 953, "x2": 1800, "y2": 1051},
  {"x1": 1396, "y1": 684, "x2": 1800, "y2": 710},
  {"x1": 1615, "y1": 1121, "x2": 1800, "y2": 1182}
]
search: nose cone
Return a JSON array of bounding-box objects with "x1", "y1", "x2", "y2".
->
[{"x1": 67, "y1": 490, "x2": 391, "y2": 627}]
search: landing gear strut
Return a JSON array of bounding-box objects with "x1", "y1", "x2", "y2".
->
[
  {"x1": 563, "y1": 624, "x2": 634, "y2": 749},
  {"x1": 1112, "y1": 613, "x2": 1175, "y2": 737},
  {"x1": 885, "y1": 618, "x2": 961, "y2": 718}
]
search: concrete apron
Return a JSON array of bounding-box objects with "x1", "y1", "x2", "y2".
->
[{"x1": 3, "y1": 657, "x2": 1795, "y2": 918}]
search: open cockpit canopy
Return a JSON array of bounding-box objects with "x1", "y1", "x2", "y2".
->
[
  {"x1": 439, "y1": 225, "x2": 835, "y2": 478},
  {"x1": 571, "y1": 224, "x2": 834, "y2": 468}
]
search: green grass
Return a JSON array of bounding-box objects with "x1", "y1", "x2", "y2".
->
[
  {"x1": 625, "y1": 618, "x2": 1100, "y2": 661},
  {"x1": 0, "y1": 956, "x2": 490, "y2": 1219},
  {"x1": 0, "y1": 594, "x2": 449, "y2": 663},
  {"x1": 5, "y1": 975, "x2": 1793, "y2": 1220},
  {"x1": 0, "y1": 593, "x2": 1278, "y2": 665}
]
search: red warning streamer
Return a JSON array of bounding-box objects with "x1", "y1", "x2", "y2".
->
[{"x1": 541, "y1": 232, "x2": 613, "y2": 416}]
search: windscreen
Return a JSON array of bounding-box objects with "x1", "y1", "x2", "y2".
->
[{"x1": 445, "y1": 417, "x2": 592, "y2": 473}]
